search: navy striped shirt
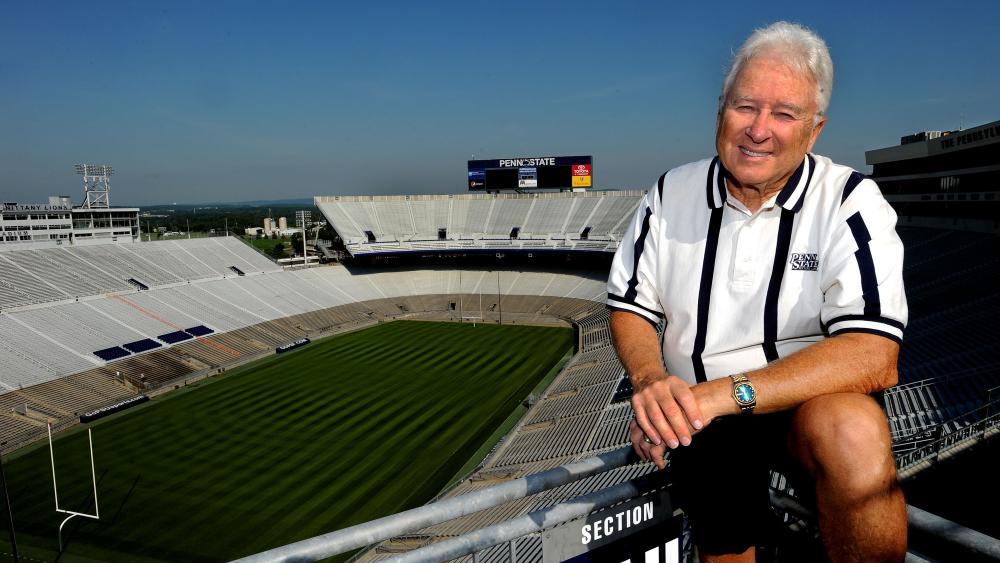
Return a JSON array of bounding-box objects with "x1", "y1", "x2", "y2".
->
[{"x1": 607, "y1": 154, "x2": 907, "y2": 384}]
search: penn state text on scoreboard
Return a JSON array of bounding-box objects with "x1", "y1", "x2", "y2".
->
[{"x1": 468, "y1": 155, "x2": 593, "y2": 191}]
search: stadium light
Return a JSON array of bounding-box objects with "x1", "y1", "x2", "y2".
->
[
  {"x1": 74, "y1": 164, "x2": 114, "y2": 177},
  {"x1": 75, "y1": 163, "x2": 114, "y2": 209}
]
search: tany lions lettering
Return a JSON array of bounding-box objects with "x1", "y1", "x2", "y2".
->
[{"x1": 790, "y1": 253, "x2": 819, "y2": 271}]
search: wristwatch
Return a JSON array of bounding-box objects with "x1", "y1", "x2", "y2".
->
[{"x1": 730, "y1": 373, "x2": 757, "y2": 414}]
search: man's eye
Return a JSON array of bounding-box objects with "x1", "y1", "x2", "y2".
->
[
  {"x1": 776, "y1": 112, "x2": 796, "y2": 121},
  {"x1": 735, "y1": 105, "x2": 754, "y2": 112}
]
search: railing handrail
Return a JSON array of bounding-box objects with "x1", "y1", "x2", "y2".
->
[
  {"x1": 896, "y1": 411, "x2": 1000, "y2": 472},
  {"x1": 892, "y1": 395, "x2": 1000, "y2": 445},
  {"x1": 380, "y1": 472, "x2": 662, "y2": 563},
  {"x1": 231, "y1": 447, "x2": 634, "y2": 563},
  {"x1": 234, "y1": 412, "x2": 1000, "y2": 563},
  {"x1": 889, "y1": 364, "x2": 1000, "y2": 392}
]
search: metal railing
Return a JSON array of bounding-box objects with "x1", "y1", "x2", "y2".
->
[
  {"x1": 233, "y1": 447, "x2": 637, "y2": 563},
  {"x1": 235, "y1": 388, "x2": 1000, "y2": 563},
  {"x1": 895, "y1": 400, "x2": 1000, "y2": 473},
  {"x1": 234, "y1": 445, "x2": 1000, "y2": 563},
  {"x1": 379, "y1": 473, "x2": 660, "y2": 563}
]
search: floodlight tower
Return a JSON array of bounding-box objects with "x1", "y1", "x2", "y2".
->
[
  {"x1": 296, "y1": 210, "x2": 311, "y2": 265},
  {"x1": 74, "y1": 164, "x2": 114, "y2": 208}
]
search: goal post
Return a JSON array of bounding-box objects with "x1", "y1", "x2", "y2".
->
[{"x1": 47, "y1": 423, "x2": 100, "y2": 552}]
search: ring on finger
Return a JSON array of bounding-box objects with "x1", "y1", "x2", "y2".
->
[{"x1": 642, "y1": 435, "x2": 654, "y2": 444}]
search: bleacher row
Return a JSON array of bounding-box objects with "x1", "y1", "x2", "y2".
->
[
  {"x1": 0, "y1": 237, "x2": 280, "y2": 310},
  {"x1": 315, "y1": 191, "x2": 644, "y2": 255}
]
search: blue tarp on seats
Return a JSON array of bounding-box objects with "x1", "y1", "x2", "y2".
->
[
  {"x1": 94, "y1": 347, "x2": 131, "y2": 361},
  {"x1": 185, "y1": 325, "x2": 214, "y2": 337},
  {"x1": 158, "y1": 331, "x2": 194, "y2": 344},
  {"x1": 124, "y1": 339, "x2": 162, "y2": 354}
]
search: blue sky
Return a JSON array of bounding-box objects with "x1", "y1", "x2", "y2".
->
[{"x1": 2, "y1": 0, "x2": 997, "y2": 206}]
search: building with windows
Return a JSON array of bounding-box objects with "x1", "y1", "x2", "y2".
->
[
  {"x1": 866, "y1": 119, "x2": 999, "y2": 231},
  {"x1": 0, "y1": 196, "x2": 139, "y2": 251}
]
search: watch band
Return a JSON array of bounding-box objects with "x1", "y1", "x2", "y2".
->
[{"x1": 730, "y1": 373, "x2": 757, "y2": 414}]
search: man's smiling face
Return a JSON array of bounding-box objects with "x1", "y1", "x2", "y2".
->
[{"x1": 716, "y1": 55, "x2": 826, "y2": 195}]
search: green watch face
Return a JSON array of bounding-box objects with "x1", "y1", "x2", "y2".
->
[{"x1": 734, "y1": 382, "x2": 756, "y2": 404}]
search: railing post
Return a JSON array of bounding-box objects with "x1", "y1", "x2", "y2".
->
[{"x1": 984, "y1": 388, "x2": 994, "y2": 439}]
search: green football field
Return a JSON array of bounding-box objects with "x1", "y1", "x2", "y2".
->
[{"x1": 0, "y1": 321, "x2": 574, "y2": 562}]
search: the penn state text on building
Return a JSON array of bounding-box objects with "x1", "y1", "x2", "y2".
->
[{"x1": 866, "y1": 119, "x2": 1000, "y2": 231}]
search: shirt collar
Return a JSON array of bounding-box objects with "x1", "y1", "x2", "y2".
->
[{"x1": 707, "y1": 154, "x2": 816, "y2": 213}]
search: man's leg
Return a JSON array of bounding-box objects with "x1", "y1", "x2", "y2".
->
[
  {"x1": 788, "y1": 393, "x2": 907, "y2": 563},
  {"x1": 672, "y1": 414, "x2": 788, "y2": 563},
  {"x1": 699, "y1": 546, "x2": 754, "y2": 563}
]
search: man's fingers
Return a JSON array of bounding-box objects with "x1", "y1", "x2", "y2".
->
[
  {"x1": 644, "y1": 404, "x2": 679, "y2": 449},
  {"x1": 650, "y1": 443, "x2": 667, "y2": 470},
  {"x1": 660, "y1": 402, "x2": 692, "y2": 447},
  {"x1": 632, "y1": 401, "x2": 661, "y2": 446},
  {"x1": 631, "y1": 419, "x2": 666, "y2": 469},
  {"x1": 628, "y1": 420, "x2": 649, "y2": 461},
  {"x1": 672, "y1": 384, "x2": 705, "y2": 431},
  {"x1": 632, "y1": 374, "x2": 705, "y2": 450}
]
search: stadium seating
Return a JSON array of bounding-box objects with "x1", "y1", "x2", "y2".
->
[
  {"x1": 0, "y1": 237, "x2": 280, "y2": 311},
  {"x1": 0, "y1": 248, "x2": 606, "y2": 392},
  {"x1": 315, "y1": 192, "x2": 645, "y2": 256},
  {"x1": 883, "y1": 227, "x2": 1000, "y2": 442}
]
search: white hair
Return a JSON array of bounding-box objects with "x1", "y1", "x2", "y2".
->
[{"x1": 720, "y1": 21, "x2": 833, "y2": 122}]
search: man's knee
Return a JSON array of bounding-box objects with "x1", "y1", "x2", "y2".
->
[{"x1": 790, "y1": 393, "x2": 896, "y2": 495}]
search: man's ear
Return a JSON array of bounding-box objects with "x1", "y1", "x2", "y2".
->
[{"x1": 807, "y1": 116, "x2": 827, "y2": 152}]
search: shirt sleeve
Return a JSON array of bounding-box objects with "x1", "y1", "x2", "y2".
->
[
  {"x1": 607, "y1": 180, "x2": 664, "y2": 326},
  {"x1": 820, "y1": 177, "x2": 908, "y2": 343}
]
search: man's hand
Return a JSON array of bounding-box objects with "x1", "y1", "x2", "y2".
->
[
  {"x1": 630, "y1": 374, "x2": 705, "y2": 461},
  {"x1": 629, "y1": 418, "x2": 668, "y2": 469},
  {"x1": 611, "y1": 310, "x2": 711, "y2": 468}
]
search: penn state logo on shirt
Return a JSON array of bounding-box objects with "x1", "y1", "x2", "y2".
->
[{"x1": 790, "y1": 253, "x2": 819, "y2": 271}]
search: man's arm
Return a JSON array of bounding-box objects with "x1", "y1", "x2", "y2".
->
[
  {"x1": 612, "y1": 310, "x2": 703, "y2": 467},
  {"x1": 613, "y1": 310, "x2": 899, "y2": 465},
  {"x1": 732, "y1": 331, "x2": 898, "y2": 414}
]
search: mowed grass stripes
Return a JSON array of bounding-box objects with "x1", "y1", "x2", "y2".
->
[{"x1": 2, "y1": 321, "x2": 574, "y2": 562}]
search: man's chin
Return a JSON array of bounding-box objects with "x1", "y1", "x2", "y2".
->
[{"x1": 725, "y1": 166, "x2": 773, "y2": 189}]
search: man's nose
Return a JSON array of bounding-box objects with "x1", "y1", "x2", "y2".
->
[{"x1": 745, "y1": 112, "x2": 770, "y2": 144}]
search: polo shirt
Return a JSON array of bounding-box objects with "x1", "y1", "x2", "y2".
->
[{"x1": 607, "y1": 154, "x2": 907, "y2": 385}]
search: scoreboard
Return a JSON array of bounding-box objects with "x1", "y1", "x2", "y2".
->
[{"x1": 468, "y1": 155, "x2": 592, "y2": 191}]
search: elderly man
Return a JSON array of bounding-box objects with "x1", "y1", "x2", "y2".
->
[{"x1": 607, "y1": 22, "x2": 907, "y2": 562}]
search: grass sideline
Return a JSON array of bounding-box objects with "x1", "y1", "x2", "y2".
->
[
  {"x1": 0, "y1": 321, "x2": 574, "y2": 562},
  {"x1": 443, "y1": 345, "x2": 576, "y2": 489}
]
